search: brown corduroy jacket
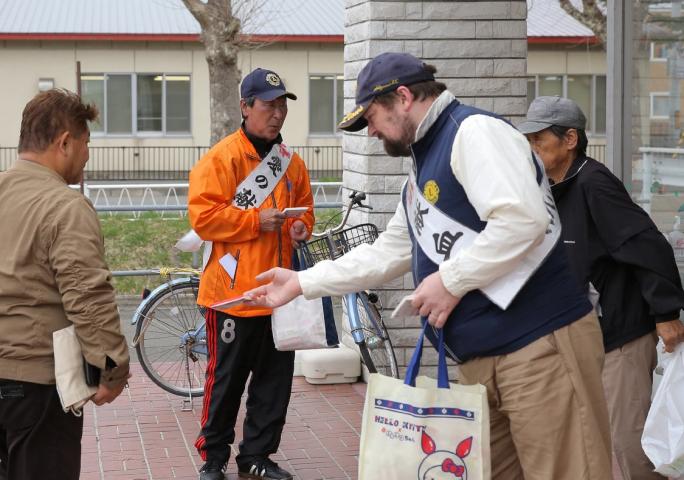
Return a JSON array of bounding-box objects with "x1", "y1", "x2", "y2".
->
[{"x1": 0, "y1": 159, "x2": 129, "y2": 387}]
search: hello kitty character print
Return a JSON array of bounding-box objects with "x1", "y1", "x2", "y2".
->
[{"x1": 417, "y1": 431, "x2": 472, "y2": 480}]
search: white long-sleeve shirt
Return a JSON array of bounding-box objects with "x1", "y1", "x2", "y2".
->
[{"x1": 299, "y1": 91, "x2": 549, "y2": 301}]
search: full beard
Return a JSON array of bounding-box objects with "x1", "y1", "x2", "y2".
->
[{"x1": 381, "y1": 121, "x2": 414, "y2": 157}]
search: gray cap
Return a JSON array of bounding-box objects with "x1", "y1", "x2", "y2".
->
[{"x1": 518, "y1": 96, "x2": 586, "y2": 134}]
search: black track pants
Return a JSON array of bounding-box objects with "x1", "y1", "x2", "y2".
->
[{"x1": 195, "y1": 309, "x2": 295, "y2": 465}]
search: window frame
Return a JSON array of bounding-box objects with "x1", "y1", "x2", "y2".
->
[
  {"x1": 650, "y1": 41, "x2": 668, "y2": 62},
  {"x1": 308, "y1": 73, "x2": 344, "y2": 137},
  {"x1": 649, "y1": 92, "x2": 671, "y2": 120},
  {"x1": 527, "y1": 74, "x2": 607, "y2": 136},
  {"x1": 81, "y1": 72, "x2": 192, "y2": 138}
]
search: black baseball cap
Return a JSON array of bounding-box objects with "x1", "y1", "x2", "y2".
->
[
  {"x1": 338, "y1": 52, "x2": 435, "y2": 132},
  {"x1": 240, "y1": 68, "x2": 297, "y2": 101}
]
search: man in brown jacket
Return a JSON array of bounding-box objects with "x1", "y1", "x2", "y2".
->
[{"x1": 0, "y1": 89, "x2": 130, "y2": 480}]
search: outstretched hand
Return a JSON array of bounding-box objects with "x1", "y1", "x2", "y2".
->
[
  {"x1": 244, "y1": 267, "x2": 303, "y2": 308},
  {"x1": 413, "y1": 271, "x2": 460, "y2": 329}
]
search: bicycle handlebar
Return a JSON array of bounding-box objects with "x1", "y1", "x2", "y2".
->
[
  {"x1": 311, "y1": 190, "x2": 372, "y2": 238},
  {"x1": 349, "y1": 190, "x2": 373, "y2": 211}
]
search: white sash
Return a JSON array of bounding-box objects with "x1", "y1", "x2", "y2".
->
[
  {"x1": 177, "y1": 143, "x2": 293, "y2": 270},
  {"x1": 231, "y1": 143, "x2": 292, "y2": 210},
  {"x1": 405, "y1": 153, "x2": 561, "y2": 310}
]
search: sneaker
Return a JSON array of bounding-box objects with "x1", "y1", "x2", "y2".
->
[
  {"x1": 238, "y1": 458, "x2": 292, "y2": 480},
  {"x1": 199, "y1": 459, "x2": 226, "y2": 480}
]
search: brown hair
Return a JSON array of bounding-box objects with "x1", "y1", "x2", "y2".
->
[
  {"x1": 374, "y1": 64, "x2": 447, "y2": 108},
  {"x1": 18, "y1": 88, "x2": 98, "y2": 153}
]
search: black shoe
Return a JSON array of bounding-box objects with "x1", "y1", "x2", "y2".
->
[
  {"x1": 199, "y1": 459, "x2": 226, "y2": 480},
  {"x1": 237, "y1": 458, "x2": 292, "y2": 480}
]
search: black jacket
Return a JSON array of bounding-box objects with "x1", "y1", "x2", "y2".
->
[{"x1": 551, "y1": 155, "x2": 684, "y2": 351}]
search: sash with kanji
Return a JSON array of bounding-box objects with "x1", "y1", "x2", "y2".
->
[
  {"x1": 177, "y1": 143, "x2": 293, "y2": 270},
  {"x1": 405, "y1": 154, "x2": 561, "y2": 310},
  {"x1": 231, "y1": 142, "x2": 292, "y2": 210}
]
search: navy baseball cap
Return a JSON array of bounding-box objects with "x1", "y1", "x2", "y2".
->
[
  {"x1": 240, "y1": 68, "x2": 297, "y2": 101},
  {"x1": 338, "y1": 52, "x2": 435, "y2": 132}
]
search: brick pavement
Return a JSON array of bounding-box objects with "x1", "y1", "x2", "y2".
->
[
  {"x1": 80, "y1": 363, "x2": 366, "y2": 480},
  {"x1": 80, "y1": 364, "x2": 625, "y2": 480}
]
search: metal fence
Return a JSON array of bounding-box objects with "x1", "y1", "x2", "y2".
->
[
  {"x1": 1, "y1": 143, "x2": 608, "y2": 180},
  {"x1": 0, "y1": 145, "x2": 342, "y2": 181},
  {"x1": 587, "y1": 144, "x2": 606, "y2": 164}
]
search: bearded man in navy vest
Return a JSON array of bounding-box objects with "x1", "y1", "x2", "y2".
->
[{"x1": 246, "y1": 52, "x2": 612, "y2": 479}]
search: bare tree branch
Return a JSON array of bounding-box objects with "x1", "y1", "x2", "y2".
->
[
  {"x1": 180, "y1": 0, "x2": 208, "y2": 26},
  {"x1": 559, "y1": 0, "x2": 607, "y2": 45}
]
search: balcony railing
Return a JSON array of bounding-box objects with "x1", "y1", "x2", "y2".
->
[{"x1": 0, "y1": 145, "x2": 342, "y2": 181}]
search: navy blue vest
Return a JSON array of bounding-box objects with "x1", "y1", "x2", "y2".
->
[{"x1": 404, "y1": 100, "x2": 591, "y2": 362}]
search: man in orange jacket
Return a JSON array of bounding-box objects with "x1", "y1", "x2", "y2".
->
[{"x1": 189, "y1": 68, "x2": 314, "y2": 480}]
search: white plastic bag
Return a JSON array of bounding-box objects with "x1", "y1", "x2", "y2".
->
[
  {"x1": 174, "y1": 229, "x2": 204, "y2": 252},
  {"x1": 271, "y1": 295, "x2": 337, "y2": 350},
  {"x1": 53, "y1": 325, "x2": 97, "y2": 416},
  {"x1": 642, "y1": 343, "x2": 684, "y2": 477}
]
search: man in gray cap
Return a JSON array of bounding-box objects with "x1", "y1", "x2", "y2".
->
[
  {"x1": 521, "y1": 95, "x2": 684, "y2": 479},
  {"x1": 247, "y1": 53, "x2": 613, "y2": 479}
]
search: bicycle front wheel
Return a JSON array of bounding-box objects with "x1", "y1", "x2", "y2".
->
[
  {"x1": 353, "y1": 292, "x2": 399, "y2": 378},
  {"x1": 134, "y1": 277, "x2": 207, "y2": 397}
]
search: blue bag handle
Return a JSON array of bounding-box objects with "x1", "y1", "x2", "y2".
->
[
  {"x1": 404, "y1": 321, "x2": 449, "y2": 389},
  {"x1": 293, "y1": 243, "x2": 308, "y2": 272}
]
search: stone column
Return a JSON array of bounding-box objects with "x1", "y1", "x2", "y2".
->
[{"x1": 342, "y1": 0, "x2": 528, "y2": 375}]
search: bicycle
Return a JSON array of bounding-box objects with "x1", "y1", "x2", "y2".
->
[
  {"x1": 131, "y1": 190, "x2": 398, "y2": 399},
  {"x1": 131, "y1": 267, "x2": 206, "y2": 399},
  {"x1": 299, "y1": 191, "x2": 399, "y2": 379}
]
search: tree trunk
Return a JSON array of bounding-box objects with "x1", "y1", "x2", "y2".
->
[
  {"x1": 203, "y1": 26, "x2": 242, "y2": 146},
  {"x1": 182, "y1": 0, "x2": 243, "y2": 146}
]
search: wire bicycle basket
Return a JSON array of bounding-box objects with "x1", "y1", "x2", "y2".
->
[{"x1": 301, "y1": 223, "x2": 379, "y2": 265}]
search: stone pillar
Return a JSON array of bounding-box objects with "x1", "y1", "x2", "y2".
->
[{"x1": 342, "y1": 0, "x2": 528, "y2": 375}]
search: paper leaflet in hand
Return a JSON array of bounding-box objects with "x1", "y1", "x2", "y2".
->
[
  {"x1": 391, "y1": 295, "x2": 419, "y2": 319},
  {"x1": 210, "y1": 295, "x2": 246, "y2": 309},
  {"x1": 282, "y1": 207, "x2": 308, "y2": 218}
]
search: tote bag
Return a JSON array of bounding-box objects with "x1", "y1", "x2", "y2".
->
[
  {"x1": 359, "y1": 323, "x2": 490, "y2": 480},
  {"x1": 271, "y1": 247, "x2": 339, "y2": 351}
]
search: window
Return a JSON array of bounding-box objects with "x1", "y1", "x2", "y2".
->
[
  {"x1": 527, "y1": 74, "x2": 607, "y2": 135},
  {"x1": 650, "y1": 92, "x2": 671, "y2": 119},
  {"x1": 538, "y1": 75, "x2": 563, "y2": 97},
  {"x1": 80, "y1": 73, "x2": 191, "y2": 135},
  {"x1": 309, "y1": 74, "x2": 343, "y2": 135},
  {"x1": 650, "y1": 41, "x2": 670, "y2": 62}
]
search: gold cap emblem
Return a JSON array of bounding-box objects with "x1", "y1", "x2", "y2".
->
[{"x1": 266, "y1": 73, "x2": 281, "y2": 86}]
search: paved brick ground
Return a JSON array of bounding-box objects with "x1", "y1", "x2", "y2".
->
[{"x1": 80, "y1": 364, "x2": 367, "y2": 480}]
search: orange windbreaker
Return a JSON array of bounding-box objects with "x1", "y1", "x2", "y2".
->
[{"x1": 188, "y1": 128, "x2": 315, "y2": 317}]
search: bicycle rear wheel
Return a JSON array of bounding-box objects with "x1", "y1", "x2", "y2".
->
[
  {"x1": 352, "y1": 292, "x2": 399, "y2": 378},
  {"x1": 134, "y1": 277, "x2": 207, "y2": 397}
]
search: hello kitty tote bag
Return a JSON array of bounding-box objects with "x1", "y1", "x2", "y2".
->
[{"x1": 358, "y1": 323, "x2": 490, "y2": 480}]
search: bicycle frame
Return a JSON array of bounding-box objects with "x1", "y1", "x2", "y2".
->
[{"x1": 344, "y1": 292, "x2": 384, "y2": 347}]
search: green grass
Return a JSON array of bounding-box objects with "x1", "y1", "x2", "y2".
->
[
  {"x1": 100, "y1": 212, "x2": 193, "y2": 294},
  {"x1": 100, "y1": 208, "x2": 344, "y2": 294}
]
